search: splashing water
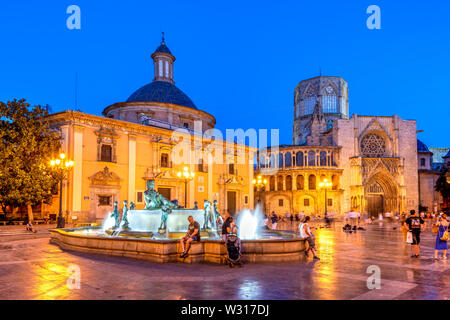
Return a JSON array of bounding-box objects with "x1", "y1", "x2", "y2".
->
[{"x1": 237, "y1": 205, "x2": 264, "y2": 240}]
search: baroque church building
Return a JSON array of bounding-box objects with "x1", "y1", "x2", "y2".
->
[
  {"x1": 42, "y1": 37, "x2": 255, "y2": 223},
  {"x1": 255, "y1": 76, "x2": 419, "y2": 218}
]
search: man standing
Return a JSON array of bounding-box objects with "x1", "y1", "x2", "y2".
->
[
  {"x1": 180, "y1": 216, "x2": 201, "y2": 258},
  {"x1": 404, "y1": 209, "x2": 426, "y2": 258}
]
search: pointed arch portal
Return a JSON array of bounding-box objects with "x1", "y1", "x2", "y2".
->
[{"x1": 364, "y1": 172, "x2": 401, "y2": 218}]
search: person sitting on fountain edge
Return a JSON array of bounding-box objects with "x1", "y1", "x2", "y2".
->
[
  {"x1": 180, "y1": 216, "x2": 201, "y2": 258},
  {"x1": 222, "y1": 210, "x2": 232, "y2": 242}
]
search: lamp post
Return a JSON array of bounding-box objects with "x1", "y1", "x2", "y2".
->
[
  {"x1": 252, "y1": 175, "x2": 267, "y2": 207},
  {"x1": 177, "y1": 166, "x2": 195, "y2": 208},
  {"x1": 50, "y1": 153, "x2": 74, "y2": 228},
  {"x1": 319, "y1": 178, "x2": 332, "y2": 219}
]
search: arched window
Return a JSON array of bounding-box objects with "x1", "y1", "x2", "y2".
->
[
  {"x1": 296, "y1": 151, "x2": 304, "y2": 166},
  {"x1": 296, "y1": 175, "x2": 304, "y2": 190},
  {"x1": 308, "y1": 151, "x2": 316, "y2": 166},
  {"x1": 360, "y1": 134, "x2": 386, "y2": 157},
  {"x1": 331, "y1": 151, "x2": 337, "y2": 166},
  {"x1": 277, "y1": 176, "x2": 284, "y2": 191},
  {"x1": 269, "y1": 154, "x2": 275, "y2": 168},
  {"x1": 285, "y1": 152, "x2": 292, "y2": 167},
  {"x1": 308, "y1": 175, "x2": 316, "y2": 190},
  {"x1": 300, "y1": 85, "x2": 317, "y2": 116},
  {"x1": 332, "y1": 175, "x2": 339, "y2": 190},
  {"x1": 327, "y1": 120, "x2": 333, "y2": 130},
  {"x1": 260, "y1": 155, "x2": 266, "y2": 168},
  {"x1": 286, "y1": 175, "x2": 292, "y2": 190},
  {"x1": 270, "y1": 176, "x2": 276, "y2": 191},
  {"x1": 277, "y1": 154, "x2": 283, "y2": 168},
  {"x1": 320, "y1": 151, "x2": 327, "y2": 166},
  {"x1": 322, "y1": 85, "x2": 337, "y2": 113}
]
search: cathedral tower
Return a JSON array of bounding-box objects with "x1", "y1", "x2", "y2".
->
[{"x1": 293, "y1": 76, "x2": 349, "y2": 146}]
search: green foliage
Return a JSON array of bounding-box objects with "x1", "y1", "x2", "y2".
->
[
  {"x1": 435, "y1": 165, "x2": 450, "y2": 199},
  {"x1": 0, "y1": 99, "x2": 61, "y2": 211}
]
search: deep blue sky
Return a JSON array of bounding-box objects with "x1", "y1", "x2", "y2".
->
[{"x1": 0, "y1": 0, "x2": 448, "y2": 148}]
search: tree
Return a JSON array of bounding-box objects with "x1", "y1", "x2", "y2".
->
[
  {"x1": 435, "y1": 165, "x2": 450, "y2": 209},
  {"x1": 0, "y1": 99, "x2": 61, "y2": 222}
]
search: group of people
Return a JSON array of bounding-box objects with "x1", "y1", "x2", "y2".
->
[
  {"x1": 179, "y1": 210, "x2": 238, "y2": 258},
  {"x1": 403, "y1": 209, "x2": 448, "y2": 260}
]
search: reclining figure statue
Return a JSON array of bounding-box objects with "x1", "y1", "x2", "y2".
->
[{"x1": 144, "y1": 179, "x2": 178, "y2": 232}]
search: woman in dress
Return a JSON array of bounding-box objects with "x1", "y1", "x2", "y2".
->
[{"x1": 434, "y1": 214, "x2": 448, "y2": 260}]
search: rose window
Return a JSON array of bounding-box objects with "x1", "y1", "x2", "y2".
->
[{"x1": 360, "y1": 134, "x2": 386, "y2": 157}]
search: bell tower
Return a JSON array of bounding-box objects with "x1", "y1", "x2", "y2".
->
[{"x1": 151, "y1": 32, "x2": 176, "y2": 84}]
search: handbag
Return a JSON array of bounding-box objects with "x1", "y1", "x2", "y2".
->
[
  {"x1": 440, "y1": 230, "x2": 449, "y2": 242},
  {"x1": 406, "y1": 231, "x2": 413, "y2": 244},
  {"x1": 432, "y1": 224, "x2": 439, "y2": 235}
]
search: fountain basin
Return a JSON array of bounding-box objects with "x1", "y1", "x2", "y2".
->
[{"x1": 49, "y1": 227, "x2": 308, "y2": 264}]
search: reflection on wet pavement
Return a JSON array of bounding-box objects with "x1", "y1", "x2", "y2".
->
[{"x1": 0, "y1": 221, "x2": 448, "y2": 300}]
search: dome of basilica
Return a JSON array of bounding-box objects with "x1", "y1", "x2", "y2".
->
[{"x1": 126, "y1": 80, "x2": 197, "y2": 109}]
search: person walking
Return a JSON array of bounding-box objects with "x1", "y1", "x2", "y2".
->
[
  {"x1": 404, "y1": 209, "x2": 426, "y2": 258},
  {"x1": 298, "y1": 216, "x2": 320, "y2": 260},
  {"x1": 434, "y1": 214, "x2": 448, "y2": 260}
]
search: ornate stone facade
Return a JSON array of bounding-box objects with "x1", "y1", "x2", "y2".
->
[{"x1": 257, "y1": 76, "x2": 420, "y2": 218}]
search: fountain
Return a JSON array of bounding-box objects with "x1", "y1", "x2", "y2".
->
[{"x1": 50, "y1": 180, "x2": 308, "y2": 263}]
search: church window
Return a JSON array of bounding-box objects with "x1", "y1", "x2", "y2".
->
[
  {"x1": 308, "y1": 175, "x2": 316, "y2": 190},
  {"x1": 296, "y1": 151, "x2": 304, "y2": 166},
  {"x1": 161, "y1": 153, "x2": 169, "y2": 167},
  {"x1": 100, "y1": 145, "x2": 112, "y2": 162},
  {"x1": 332, "y1": 175, "x2": 339, "y2": 190},
  {"x1": 277, "y1": 176, "x2": 284, "y2": 191},
  {"x1": 270, "y1": 176, "x2": 275, "y2": 191},
  {"x1": 297, "y1": 175, "x2": 304, "y2": 190},
  {"x1": 420, "y1": 158, "x2": 425, "y2": 167},
  {"x1": 320, "y1": 151, "x2": 327, "y2": 166},
  {"x1": 278, "y1": 154, "x2": 283, "y2": 168},
  {"x1": 158, "y1": 60, "x2": 163, "y2": 77},
  {"x1": 285, "y1": 152, "x2": 292, "y2": 167},
  {"x1": 165, "y1": 61, "x2": 169, "y2": 77},
  {"x1": 308, "y1": 151, "x2": 316, "y2": 166},
  {"x1": 322, "y1": 86, "x2": 337, "y2": 113},
  {"x1": 279, "y1": 199, "x2": 284, "y2": 207},
  {"x1": 286, "y1": 175, "x2": 292, "y2": 190},
  {"x1": 98, "y1": 195, "x2": 112, "y2": 206},
  {"x1": 327, "y1": 199, "x2": 333, "y2": 206},
  {"x1": 229, "y1": 163, "x2": 235, "y2": 175},
  {"x1": 360, "y1": 134, "x2": 386, "y2": 157}
]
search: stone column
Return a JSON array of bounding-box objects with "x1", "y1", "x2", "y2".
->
[
  {"x1": 72, "y1": 125, "x2": 84, "y2": 217},
  {"x1": 128, "y1": 135, "x2": 136, "y2": 203}
]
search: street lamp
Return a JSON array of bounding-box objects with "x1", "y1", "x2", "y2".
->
[
  {"x1": 252, "y1": 175, "x2": 267, "y2": 206},
  {"x1": 319, "y1": 178, "x2": 332, "y2": 219},
  {"x1": 50, "y1": 153, "x2": 74, "y2": 228},
  {"x1": 177, "y1": 166, "x2": 195, "y2": 208}
]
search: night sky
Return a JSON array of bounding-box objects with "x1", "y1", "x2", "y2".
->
[{"x1": 0, "y1": 0, "x2": 449, "y2": 148}]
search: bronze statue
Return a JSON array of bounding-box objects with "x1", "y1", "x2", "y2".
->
[
  {"x1": 121, "y1": 200, "x2": 130, "y2": 230},
  {"x1": 129, "y1": 202, "x2": 135, "y2": 211},
  {"x1": 203, "y1": 200, "x2": 213, "y2": 230},
  {"x1": 213, "y1": 200, "x2": 222, "y2": 225},
  {"x1": 110, "y1": 201, "x2": 120, "y2": 229},
  {"x1": 193, "y1": 201, "x2": 198, "y2": 210},
  {"x1": 144, "y1": 180, "x2": 178, "y2": 233}
]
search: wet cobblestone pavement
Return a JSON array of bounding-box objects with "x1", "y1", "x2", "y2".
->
[{"x1": 0, "y1": 221, "x2": 448, "y2": 300}]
